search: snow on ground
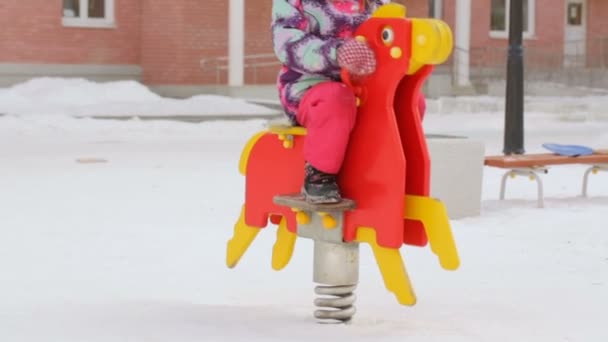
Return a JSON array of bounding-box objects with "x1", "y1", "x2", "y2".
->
[
  {"x1": 0, "y1": 79, "x2": 607, "y2": 341},
  {"x1": 0, "y1": 78, "x2": 278, "y2": 117}
]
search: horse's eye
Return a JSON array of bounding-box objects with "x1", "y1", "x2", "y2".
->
[{"x1": 381, "y1": 27, "x2": 394, "y2": 45}]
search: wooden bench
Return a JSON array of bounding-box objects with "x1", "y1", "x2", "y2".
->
[{"x1": 484, "y1": 153, "x2": 608, "y2": 207}]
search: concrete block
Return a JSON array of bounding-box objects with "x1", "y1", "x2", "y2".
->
[
  {"x1": 423, "y1": 73, "x2": 454, "y2": 98},
  {"x1": 426, "y1": 135, "x2": 485, "y2": 219}
]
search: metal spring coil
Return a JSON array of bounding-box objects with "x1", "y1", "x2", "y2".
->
[{"x1": 314, "y1": 284, "x2": 357, "y2": 323}]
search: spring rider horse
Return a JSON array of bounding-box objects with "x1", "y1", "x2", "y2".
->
[{"x1": 226, "y1": 3, "x2": 460, "y2": 323}]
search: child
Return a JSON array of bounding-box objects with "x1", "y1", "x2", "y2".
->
[{"x1": 271, "y1": 0, "x2": 426, "y2": 203}]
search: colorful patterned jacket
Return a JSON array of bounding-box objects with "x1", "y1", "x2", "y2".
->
[{"x1": 271, "y1": 0, "x2": 388, "y2": 121}]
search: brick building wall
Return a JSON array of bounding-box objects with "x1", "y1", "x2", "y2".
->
[
  {"x1": 244, "y1": 0, "x2": 275, "y2": 84},
  {"x1": 588, "y1": 0, "x2": 608, "y2": 40},
  {"x1": 443, "y1": 0, "x2": 565, "y2": 70},
  {"x1": 18, "y1": 1, "x2": 608, "y2": 88},
  {"x1": 0, "y1": 0, "x2": 140, "y2": 65},
  {"x1": 587, "y1": 0, "x2": 608, "y2": 67},
  {"x1": 0, "y1": 0, "x2": 430, "y2": 86},
  {"x1": 393, "y1": 0, "x2": 428, "y2": 18},
  {"x1": 140, "y1": 0, "x2": 227, "y2": 85}
]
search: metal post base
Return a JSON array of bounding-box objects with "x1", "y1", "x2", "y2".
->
[
  {"x1": 293, "y1": 207, "x2": 359, "y2": 323},
  {"x1": 312, "y1": 240, "x2": 359, "y2": 323}
]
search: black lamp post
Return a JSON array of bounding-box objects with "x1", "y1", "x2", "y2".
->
[{"x1": 503, "y1": 0, "x2": 525, "y2": 155}]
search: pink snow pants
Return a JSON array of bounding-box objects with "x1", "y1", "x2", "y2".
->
[
  {"x1": 296, "y1": 82, "x2": 357, "y2": 174},
  {"x1": 296, "y1": 81, "x2": 427, "y2": 174}
]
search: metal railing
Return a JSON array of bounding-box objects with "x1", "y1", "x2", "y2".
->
[
  {"x1": 200, "y1": 53, "x2": 280, "y2": 84},
  {"x1": 451, "y1": 37, "x2": 608, "y2": 78},
  {"x1": 450, "y1": 36, "x2": 608, "y2": 88},
  {"x1": 201, "y1": 36, "x2": 608, "y2": 89}
]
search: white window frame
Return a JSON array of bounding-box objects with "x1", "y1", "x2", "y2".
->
[
  {"x1": 489, "y1": 0, "x2": 536, "y2": 39},
  {"x1": 62, "y1": 0, "x2": 115, "y2": 29}
]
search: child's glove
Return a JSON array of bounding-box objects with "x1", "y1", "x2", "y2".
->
[{"x1": 337, "y1": 39, "x2": 376, "y2": 76}]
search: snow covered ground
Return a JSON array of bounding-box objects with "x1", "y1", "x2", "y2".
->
[
  {"x1": 0, "y1": 78, "x2": 279, "y2": 118},
  {"x1": 1, "y1": 79, "x2": 607, "y2": 341}
]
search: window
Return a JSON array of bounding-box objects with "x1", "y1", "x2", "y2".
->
[
  {"x1": 62, "y1": 0, "x2": 115, "y2": 28},
  {"x1": 490, "y1": 0, "x2": 535, "y2": 38},
  {"x1": 567, "y1": 3, "x2": 583, "y2": 26}
]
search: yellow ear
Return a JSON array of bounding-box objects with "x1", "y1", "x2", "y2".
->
[
  {"x1": 408, "y1": 19, "x2": 454, "y2": 74},
  {"x1": 372, "y1": 3, "x2": 407, "y2": 18}
]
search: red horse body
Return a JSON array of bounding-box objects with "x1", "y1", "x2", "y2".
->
[{"x1": 228, "y1": 4, "x2": 459, "y2": 307}]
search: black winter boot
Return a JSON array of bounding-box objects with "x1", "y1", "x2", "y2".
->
[{"x1": 302, "y1": 162, "x2": 342, "y2": 204}]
